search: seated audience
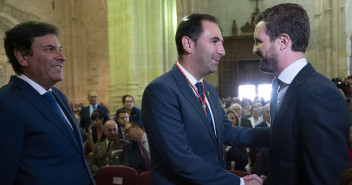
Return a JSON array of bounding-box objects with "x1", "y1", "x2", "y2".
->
[
  {"x1": 248, "y1": 106, "x2": 263, "y2": 128},
  {"x1": 80, "y1": 90, "x2": 110, "y2": 132},
  {"x1": 123, "y1": 122, "x2": 151, "y2": 173},
  {"x1": 85, "y1": 110, "x2": 106, "y2": 156},
  {"x1": 115, "y1": 108, "x2": 130, "y2": 140},
  {"x1": 224, "y1": 110, "x2": 249, "y2": 172},
  {"x1": 117, "y1": 94, "x2": 144, "y2": 129},
  {"x1": 89, "y1": 120, "x2": 129, "y2": 178}
]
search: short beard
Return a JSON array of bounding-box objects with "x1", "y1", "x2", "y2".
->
[{"x1": 259, "y1": 47, "x2": 278, "y2": 74}]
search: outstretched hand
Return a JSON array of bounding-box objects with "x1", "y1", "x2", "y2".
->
[{"x1": 243, "y1": 174, "x2": 263, "y2": 185}]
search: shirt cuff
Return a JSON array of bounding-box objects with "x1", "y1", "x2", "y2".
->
[{"x1": 240, "y1": 177, "x2": 244, "y2": 185}]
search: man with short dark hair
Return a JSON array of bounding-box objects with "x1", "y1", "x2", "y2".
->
[
  {"x1": 115, "y1": 108, "x2": 130, "y2": 140},
  {"x1": 0, "y1": 21, "x2": 94, "y2": 185},
  {"x1": 142, "y1": 13, "x2": 269, "y2": 185},
  {"x1": 253, "y1": 3, "x2": 350, "y2": 185}
]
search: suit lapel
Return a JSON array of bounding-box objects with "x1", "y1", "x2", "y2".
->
[
  {"x1": 52, "y1": 90, "x2": 84, "y2": 152},
  {"x1": 12, "y1": 77, "x2": 81, "y2": 152},
  {"x1": 271, "y1": 63, "x2": 315, "y2": 139},
  {"x1": 171, "y1": 65, "x2": 217, "y2": 145}
]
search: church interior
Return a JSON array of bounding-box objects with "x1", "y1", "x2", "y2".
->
[{"x1": 0, "y1": 0, "x2": 351, "y2": 115}]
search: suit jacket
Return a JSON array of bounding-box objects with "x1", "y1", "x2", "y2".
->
[
  {"x1": 89, "y1": 138, "x2": 129, "y2": 177},
  {"x1": 141, "y1": 65, "x2": 271, "y2": 185},
  {"x1": 123, "y1": 141, "x2": 149, "y2": 174},
  {"x1": 80, "y1": 104, "x2": 110, "y2": 132},
  {"x1": 0, "y1": 76, "x2": 94, "y2": 185},
  {"x1": 224, "y1": 146, "x2": 248, "y2": 172},
  {"x1": 240, "y1": 118, "x2": 252, "y2": 128},
  {"x1": 267, "y1": 63, "x2": 350, "y2": 185}
]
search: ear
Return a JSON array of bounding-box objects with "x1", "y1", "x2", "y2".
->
[
  {"x1": 278, "y1": 34, "x2": 290, "y2": 51},
  {"x1": 181, "y1": 36, "x2": 194, "y2": 54},
  {"x1": 14, "y1": 49, "x2": 29, "y2": 67}
]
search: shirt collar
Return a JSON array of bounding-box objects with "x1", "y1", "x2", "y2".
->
[
  {"x1": 177, "y1": 61, "x2": 203, "y2": 85},
  {"x1": 278, "y1": 58, "x2": 307, "y2": 85},
  {"x1": 17, "y1": 74, "x2": 52, "y2": 95}
]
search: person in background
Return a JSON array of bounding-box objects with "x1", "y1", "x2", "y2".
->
[
  {"x1": 0, "y1": 21, "x2": 94, "y2": 185},
  {"x1": 123, "y1": 122, "x2": 151, "y2": 173},
  {"x1": 117, "y1": 94, "x2": 144, "y2": 129},
  {"x1": 80, "y1": 90, "x2": 109, "y2": 132},
  {"x1": 89, "y1": 120, "x2": 129, "y2": 178}
]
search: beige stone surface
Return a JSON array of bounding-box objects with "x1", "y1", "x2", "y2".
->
[{"x1": 0, "y1": 0, "x2": 350, "y2": 114}]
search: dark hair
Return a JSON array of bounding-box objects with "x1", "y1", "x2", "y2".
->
[
  {"x1": 255, "y1": 3, "x2": 310, "y2": 53},
  {"x1": 122, "y1": 94, "x2": 134, "y2": 104},
  {"x1": 175, "y1": 13, "x2": 218, "y2": 59},
  {"x1": 116, "y1": 108, "x2": 128, "y2": 117},
  {"x1": 338, "y1": 166, "x2": 352, "y2": 185},
  {"x1": 4, "y1": 21, "x2": 59, "y2": 74},
  {"x1": 226, "y1": 110, "x2": 239, "y2": 126},
  {"x1": 91, "y1": 109, "x2": 104, "y2": 121}
]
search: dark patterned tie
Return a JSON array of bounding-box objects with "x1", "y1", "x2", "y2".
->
[
  {"x1": 139, "y1": 141, "x2": 151, "y2": 170},
  {"x1": 195, "y1": 82, "x2": 215, "y2": 135},
  {"x1": 43, "y1": 91, "x2": 78, "y2": 146}
]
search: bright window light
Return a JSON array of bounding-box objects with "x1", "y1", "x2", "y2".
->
[
  {"x1": 238, "y1": 84, "x2": 272, "y2": 101},
  {"x1": 238, "y1": 85, "x2": 256, "y2": 100},
  {"x1": 258, "y1": 84, "x2": 272, "y2": 101}
]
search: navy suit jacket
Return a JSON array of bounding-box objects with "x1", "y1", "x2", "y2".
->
[
  {"x1": 0, "y1": 76, "x2": 94, "y2": 185},
  {"x1": 80, "y1": 104, "x2": 110, "y2": 131},
  {"x1": 267, "y1": 63, "x2": 350, "y2": 185},
  {"x1": 142, "y1": 65, "x2": 270, "y2": 185}
]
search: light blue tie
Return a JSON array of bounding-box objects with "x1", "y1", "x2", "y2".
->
[
  {"x1": 270, "y1": 78, "x2": 279, "y2": 125},
  {"x1": 43, "y1": 91, "x2": 78, "y2": 146}
]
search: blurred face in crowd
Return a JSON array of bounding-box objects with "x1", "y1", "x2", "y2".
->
[
  {"x1": 88, "y1": 91, "x2": 98, "y2": 106},
  {"x1": 230, "y1": 104, "x2": 242, "y2": 117},
  {"x1": 262, "y1": 105, "x2": 271, "y2": 123},
  {"x1": 251, "y1": 107, "x2": 259, "y2": 118},
  {"x1": 117, "y1": 112, "x2": 129, "y2": 126},
  {"x1": 124, "y1": 123, "x2": 139, "y2": 142},
  {"x1": 104, "y1": 120, "x2": 118, "y2": 141},
  {"x1": 92, "y1": 117, "x2": 103, "y2": 128},
  {"x1": 124, "y1": 97, "x2": 134, "y2": 110},
  {"x1": 227, "y1": 112, "x2": 238, "y2": 126}
]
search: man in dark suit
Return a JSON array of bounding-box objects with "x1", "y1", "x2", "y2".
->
[
  {"x1": 80, "y1": 90, "x2": 110, "y2": 132},
  {"x1": 142, "y1": 14, "x2": 270, "y2": 185},
  {"x1": 123, "y1": 122, "x2": 150, "y2": 174},
  {"x1": 0, "y1": 21, "x2": 94, "y2": 185},
  {"x1": 253, "y1": 3, "x2": 350, "y2": 185}
]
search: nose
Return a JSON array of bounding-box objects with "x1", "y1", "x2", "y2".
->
[
  {"x1": 252, "y1": 44, "x2": 258, "y2": 55},
  {"x1": 217, "y1": 44, "x2": 225, "y2": 56},
  {"x1": 57, "y1": 50, "x2": 67, "y2": 61}
]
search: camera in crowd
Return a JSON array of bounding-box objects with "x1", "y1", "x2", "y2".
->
[{"x1": 332, "y1": 77, "x2": 350, "y2": 93}]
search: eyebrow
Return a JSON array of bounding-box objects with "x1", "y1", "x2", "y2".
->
[{"x1": 211, "y1": 36, "x2": 224, "y2": 43}]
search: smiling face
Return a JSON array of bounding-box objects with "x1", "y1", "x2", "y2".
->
[
  {"x1": 253, "y1": 21, "x2": 279, "y2": 75},
  {"x1": 19, "y1": 34, "x2": 66, "y2": 90},
  {"x1": 191, "y1": 20, "x2": 225, "y2": 79}
]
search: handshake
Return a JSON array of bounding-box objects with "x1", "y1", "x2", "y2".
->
[{"x1": 243, "y1": 174, "x2": 264, "y2": 185}]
